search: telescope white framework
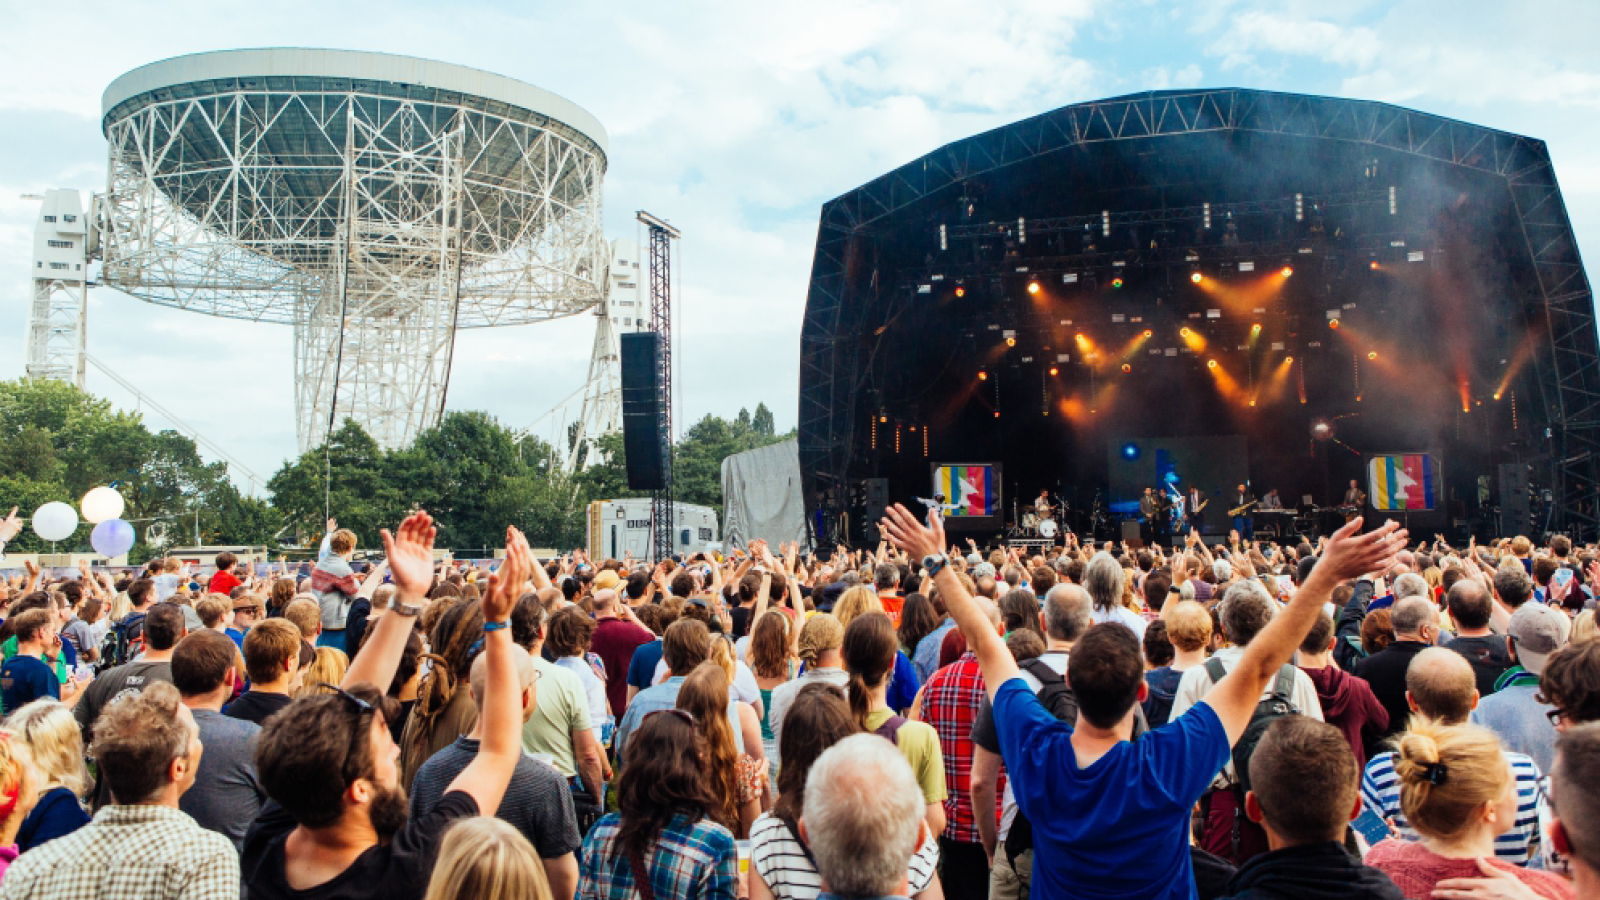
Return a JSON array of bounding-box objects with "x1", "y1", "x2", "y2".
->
[{"x1": 96, "y1": 49, "x2": 609, "y2": 451}]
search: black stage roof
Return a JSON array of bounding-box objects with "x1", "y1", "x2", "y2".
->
[{"x1": 798, "y1": 88, "x2": 1600, "y2": 542}]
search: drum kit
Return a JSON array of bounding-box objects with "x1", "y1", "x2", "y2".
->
[{"x1": 1021, "y1": 502, "x2": 1062, "y2": 540}]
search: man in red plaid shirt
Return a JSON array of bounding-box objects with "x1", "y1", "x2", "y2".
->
[{"x1": 918, "y1": 594, "x2": 1001, "y2": 900}]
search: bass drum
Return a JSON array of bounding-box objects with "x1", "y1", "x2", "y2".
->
[{"x1": 1038, "y1": 518, "x2": 1059, "y2": 540}]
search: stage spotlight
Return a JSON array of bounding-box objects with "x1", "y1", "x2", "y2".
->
[
  {"x1": 1049, "y1": 366, "x2": 1059, "y2": 376},
  {"x1": 1285, "y1": 356, "x2": 1294, "y2": 364},
  {"x1": 1027, "y1": 280, "x2": 1041, "y2": 295},
  {"x1": 1190, "y1": 272, "x2": 1203, "y2": 284},
  {"x1": 1329, "y1": 319, "x2": 1340, "y2": 329},
  {"x1": 1280, "y1": 266, "x2": 1294, "y2": 278},
  {"x1": 994, "y1": 411, "x2": 1000, "y2": 418},
  {"x1": 1369, "y1": 261, "x2": 1380, "y2": 271},
  {"x1": 1111, "y1": 277, "x2": 1124, "y2": 289},
  {"x1": 1367, "y1": 351, "x2": 1378, "y2": 360},
  {"x1": 1006, "y1": 336, "x2": 1017, "y2": 347},
  {"x1": 1180, "y1": 327, "x2": 1192, "y2": 337},
  {"x1": 1310, "y1": 418, "x2": 1334, "y2": 441},
  {"x1": 1121, "y1": 363, "x2": 1132, "y2": 373},
  {"x1": 1493, "y1": 391, "x2": 1503, "y2": 401},
  {"x1": 1121, "y1": 442, "x2": 1141, "y2": 460},
  {"x1": 977, "y1": 370, "x2": 988, "y2": 381},
  {"x1": 1207, "y1": 359, "x2": 1218, "y2": 369},
  {"x1": 1143, "y1": 329, "x2": 1153, "y2": 338},
  {"x1": 1251, "y1": 323, "x2": 1262, "y2": 333},
  {"x1": 1249, "y1": 399, "x2": 1257, "y2": 407},
  {"x1": 955, "y1": 285, "x2": 966, "y2": 298}
]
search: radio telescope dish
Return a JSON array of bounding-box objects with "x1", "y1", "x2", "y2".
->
[{"x1": 98, "y1": 49, "x2": 609, "y2": 451}]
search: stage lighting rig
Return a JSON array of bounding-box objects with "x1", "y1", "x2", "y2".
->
[
  {"x1": 1111, "y1": 277, "x2": 1124, "y2": 289},
  {"x1": 1027, "y1": 279, "x2": 1040, "y2": 295},
  {"x1": 1281, "y1": 266, "x2": 1294, "y2": 278},
  {"x1": 1190, "y1": 272, "x2": 1203, "y2": 284}
]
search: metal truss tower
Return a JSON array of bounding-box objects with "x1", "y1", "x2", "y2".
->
[
  {"x1": 25, "y1": 190, "x2": 91, "y2": 388},
  {"x1": 97, "y1": 49, "x2": 609, "y2": 452},
  {"x1": 638, "y1": 211, "x2": 680, "y2": 562}
]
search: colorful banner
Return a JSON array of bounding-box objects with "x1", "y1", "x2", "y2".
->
[
  {"x1": 1367, "y1": 454, "x2": 1438, "y2": 511},
  {"x1": 934, "y1": 464, "x2": 996, "y2": 517}
]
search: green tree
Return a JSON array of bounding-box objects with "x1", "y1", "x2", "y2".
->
[{"x1": 268, "y1": 419, "x2": 402, "y2": 548}]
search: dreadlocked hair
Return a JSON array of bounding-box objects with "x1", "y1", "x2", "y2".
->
[
  {"x1": 414, "y1": 599, "x2": 485, "y2": 738},
  {"x1": 677, "y1": 662, "x2": 741, "y2": 834},
  {"x1": 841, "y1": 612, "x2": 898, "y2": 732}
]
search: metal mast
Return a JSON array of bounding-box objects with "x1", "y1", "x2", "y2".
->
[
  {"x1": 638, "y1": 211, "x2": 680, "y2": 561},
  {"x1": 25, "y1": 190, "x2": 91, "y2": 388}
]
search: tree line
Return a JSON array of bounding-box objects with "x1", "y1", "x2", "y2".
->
[{"x1": 0, "y1": 378, "x2": 788, "y2": 560}]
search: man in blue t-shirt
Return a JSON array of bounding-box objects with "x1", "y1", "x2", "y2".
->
[
  {"x1": 0, "y1": 609, "x2": 78, "y2": 713},
  {"x1": 880, "y1": 504, "x2": 1407, "y2": 900}
]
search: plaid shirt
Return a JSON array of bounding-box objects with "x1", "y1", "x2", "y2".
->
[
  {"x1": 579, "y1": 812, "x2": 738, "y2": 900},
  {"x1": 0, "y1": 803, "x2": 238, "y2": 900},
  {"x1": 919, "y1": 651, "x2": 987, "y2": 843}
]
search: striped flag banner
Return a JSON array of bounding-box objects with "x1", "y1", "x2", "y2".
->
[
  {"x1": 1367, "y1": 454, "x2": 1437, "y2": 511},
  {"x1": 934, "y1": 464, "x2": 996, "y2": 517}
]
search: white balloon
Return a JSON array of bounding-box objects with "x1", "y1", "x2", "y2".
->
[
  {"x1": 32, "y1": 502, "x2": 79, "y2": 542},
  {"x1": 81, "y1": 486, "x2": 126, "y2": 524}
]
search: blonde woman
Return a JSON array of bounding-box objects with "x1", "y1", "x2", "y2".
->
[
  {"x1": 708, "y1": 639, "x2": 767, "y2": 789},
  {"x1": 830, "y1": 587, "x2": 919, "y2": 710},
  {"x1": 766, "y1": 614, "x2": 846, "y2": 769},
  {"x1": 1365, "y1": 719, "x2": 1573, "y2": 899},
  {"x1": 4, "y1": 700, "x2": 89, "y2": 852},
  {"x1": 1571, "y1": 609, "x2": 1597, "y2": 645},
  {"x1": 293, "y1": 647, "x2": 350, "y2": 698},
  {"x1": 424, "y1": 816, "x2": 553, "y2": 900}
]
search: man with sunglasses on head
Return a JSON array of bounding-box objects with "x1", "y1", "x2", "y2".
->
[{"x1": 242, "y1": 512, "x2": 533, "y2": 900}]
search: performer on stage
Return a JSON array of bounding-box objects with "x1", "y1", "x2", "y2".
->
[
  {"x1": 1260, "y1": 489, "x2": 1283, "y2": 510},
  {"x1": 1231, "y1": 483, "x2": 1257, "y2": 540},
  {"x1": 1187, "y1": 487, "x2": 1206, "y2": 535},
  {"x1": 1139, "y1": 487, "x2": 1157, "y2": 544},
  {"x1": 1035, "y1": 489, "x2": 1053, "y2": 520},
  {"x1": 1344, "y1": 479, "x2": 1367, "y2": 507}
]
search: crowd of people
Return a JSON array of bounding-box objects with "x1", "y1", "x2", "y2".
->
[{"x1": 0, "y1": 503, "x2": 1598, "y2": 900}]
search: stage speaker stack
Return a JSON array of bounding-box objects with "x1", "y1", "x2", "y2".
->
[
  {"x1": 1498, "y1": 463, "x2": 1530, "y2": 537},
  {"x1": 620, "y1": 332, "x2": 666, "y2": 490},
  {"x1": 1122, "y1": 520, "x2": 1143, "y2": 548},
  {"x1": 862, "y1": 478, "x2": 889, "y2": 542}
]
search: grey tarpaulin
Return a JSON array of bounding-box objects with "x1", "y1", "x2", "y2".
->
[{"x1": 721, "y1": 439, "x2": 809, "y2": 552}]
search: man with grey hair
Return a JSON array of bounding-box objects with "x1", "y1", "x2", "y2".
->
[
  {"x1": 1212, "y1": 558, "x2": 1233, "y2": 584},
  {"x1": 1084, "y1": 552, "x2": 1145, "y2": 639},
  {"x1": 803, "y1": 733, "x2": 927, "y2": 900},
  {"x1": 1170, "y1": 578, "x2": 1323, "y2": 861},
  {"x1": 1391, "y1": 572, "x2": 1429, "y2": 602},
  {"x1": 1355, "y1": 596, "x2": 1440, "y2": 742},
  {"x1": 970, "y1": 583, "x2": 1095, "y2": 899}
]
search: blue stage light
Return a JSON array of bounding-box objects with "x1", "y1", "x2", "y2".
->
[{"x1": 1121, "y1": 443, "x2": 1140, "y2": 460}]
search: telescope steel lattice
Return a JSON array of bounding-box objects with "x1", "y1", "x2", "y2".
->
[{"x1": 97, "y1": 49, "x2": 609, "y2": 451}]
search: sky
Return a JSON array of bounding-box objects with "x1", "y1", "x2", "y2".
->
[{"x1": 3, "y1": 0, "x2": 1599, "y2": 494}]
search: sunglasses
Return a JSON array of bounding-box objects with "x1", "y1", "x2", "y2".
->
[{"x1": 314, "y1": 683, "x2": 384, "y2": 786}]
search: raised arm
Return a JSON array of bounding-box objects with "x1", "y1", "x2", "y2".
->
[
  {"x1": 444, "y1": 525, "x2": 531, "y2": 815},
  {"x1": 355, "y1": 560, "x2": 388, "y2": 600},
  {"x1": 882, "y1": 504, "x2": 1018, "y2": 701},
  {"x1": 343, "y1": 512, "x2": 434, "y2": 691},
  {"x1": 1206, "y1": 518, "x2": 1406, "y2": 745}
]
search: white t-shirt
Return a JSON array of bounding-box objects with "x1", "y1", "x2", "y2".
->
[
  {"x1": 553, "y1": 655, "x2": 611, "y2": 735},
  {"x1": 750, "y1": 811, "x2": 939, "y2": 900},
  {"x1": 653, "y1": 657, "x2": 762, "y2": 707},
  {"x1": 1089, "y1": 603, "x2": 1148, "y2": 641}
]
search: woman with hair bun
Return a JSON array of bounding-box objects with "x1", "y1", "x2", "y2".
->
[
  {"x1": 840, "y1": 612, "x2": 946, "y2": 837},
  {"x1": 1364, "y1": 719, "x2": 1573, "y2": 899}
]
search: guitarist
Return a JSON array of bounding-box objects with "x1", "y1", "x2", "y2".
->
[
  {"x1": 1187, "y1": 487, "x2": 1208, "y2": 535},
  {"x1": 1231, "y1": 483, "x2": 1257, "y2": 541}
]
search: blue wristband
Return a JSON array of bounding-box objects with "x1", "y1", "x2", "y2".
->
[{"x1": 483, "y1": 620, "x2": 509, "y2": 632}]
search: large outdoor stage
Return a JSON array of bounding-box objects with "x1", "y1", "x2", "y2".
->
[{"x1": 798, "y1": 89, "x2": 1600, "y2": 546}]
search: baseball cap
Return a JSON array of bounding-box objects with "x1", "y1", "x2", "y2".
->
[
  {"x1": 1508, "y1": 602, "x2": 1571, "y2": 674},
  {"x1": 593, "y1": 570, "x2": 621, "y2": 591}
]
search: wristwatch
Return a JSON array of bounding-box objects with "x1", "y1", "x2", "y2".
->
[
  {"x1": 922, "y1": 553, "x2": 949, "y2": 577},
  {"x1": 392, "y1": 600, "x2": 423, "y2": 617}
]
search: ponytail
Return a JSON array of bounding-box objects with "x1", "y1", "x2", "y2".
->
[{"x1": 840, "y1": 613, "x2": 897, "y2": 730}]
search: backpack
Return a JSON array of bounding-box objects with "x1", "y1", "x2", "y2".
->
[
  {"x1": 1003, "y1": 658, "x2": 1148, "y2": 860},
  {"x1": 98, "y1": 612, "x2": 145, "y2": 673},
  {"x1": 1204, "y1": 657, "x2": 1299, "y2": 796},
  {"x1": 1142, "y1": 667, "x2": 1183, "y2": 729}
]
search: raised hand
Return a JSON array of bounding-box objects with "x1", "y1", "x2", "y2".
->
[
  {"x1": 380, "y1": 511, "x2": 437, "y2": 600},
  {"x1": 1313, "y1": 518, "x2": 1408, "y2": 585},
  {"x1": 326, "y1": 517, "x2": 337, "y2": 533},
  {"x1": 0, "y1": 507, "x2": 21, "y2": 543},
  {"x1": 482, "y1": 527, "x2": 530, "y2": 623},
  {"x1": 880, "y1": 503, "x2": 946, "y2": 563}
]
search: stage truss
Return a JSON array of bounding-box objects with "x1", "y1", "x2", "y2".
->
[{"x1": 800, "y1": 88, "x2": 1599, "y2": 539}]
